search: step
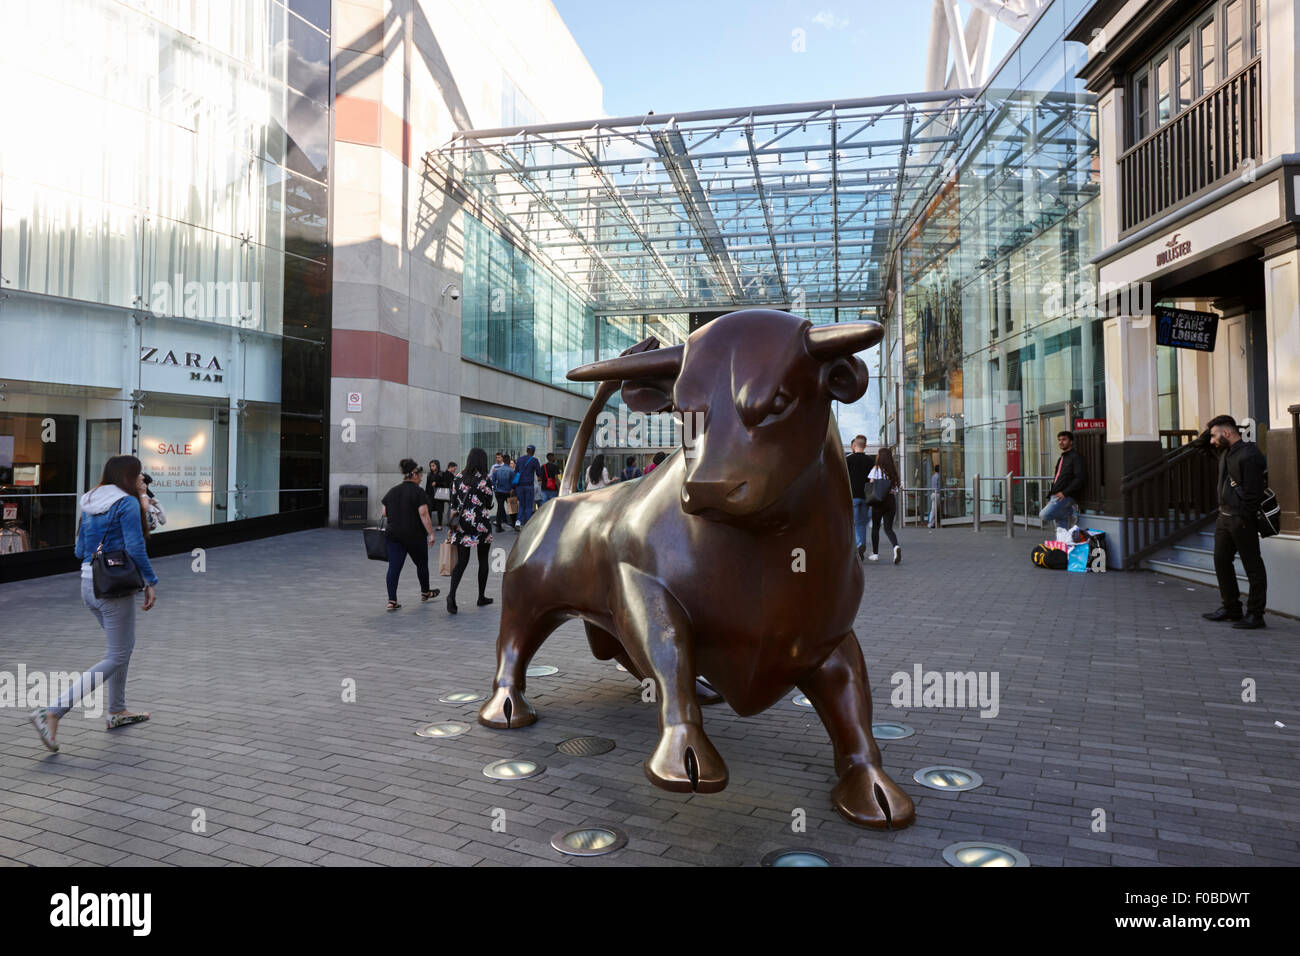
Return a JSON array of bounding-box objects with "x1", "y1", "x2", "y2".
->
[
  {"x1": 1145, "y1": 558, "x2": 1250, "y2": 592},
  {"x1": 1169, "y1": 543, "x2": 1242, "y2": 574}
]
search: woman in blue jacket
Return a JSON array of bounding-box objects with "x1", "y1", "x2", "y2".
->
[{"x1": 29, "y1": 455, "x2": 158, "y2": 752}]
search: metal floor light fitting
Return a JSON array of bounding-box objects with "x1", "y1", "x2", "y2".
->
[
  {"x1": 482, "y1": 758, "x2": 545, "y2": 780},
  {"x1": 555, "y1": 736, "x2": 616, "y2": 756},
  {"x1": 912, "y1": 766, "x2": 983, "y2": 792},
  {"x1": 872, "y1": 721, "x2": 915, "y2": 739},
  {"x1": 760, "y1": 848, "x2": 839, "y2": 867},
  {"x1": 414, "y1": 721, "x2": 471, "y2": 738},
  {"x1": 550, "y1": 826, "x2": 628, "y2": 857},
  {"x1": 439, "y1": 691, "x2": 486, "y2": 704},
  {"x1": 942, "y1": 842, "x2": 1030, "y2": 867}
]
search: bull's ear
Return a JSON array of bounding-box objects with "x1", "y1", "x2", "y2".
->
[
  {"x1": 820, "y1": 356, "x2": 869, "y2": 403},
  {"x1": 622, "y1": 380, "x2": 675, "y2": 413}
]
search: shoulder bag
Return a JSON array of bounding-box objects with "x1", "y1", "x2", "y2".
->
[{"x1": 91, "y1": 503, "x2": 147, "y2": 598}]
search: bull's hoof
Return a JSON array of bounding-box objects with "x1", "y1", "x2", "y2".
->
[
  {"x1": 695, "y1": 677, "x2": 724, "y2": 706},
  {"x1": 477, "y1": 686, "x2": 537, "y2": 730},
  {"x1": 831, "y1": 763, "x2": 915, "y2": 830},
  {"x1": 644, "y1": 724, "x2": 728, "y2": 793}
]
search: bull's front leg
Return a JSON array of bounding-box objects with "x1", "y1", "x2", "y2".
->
[
  {"x1": 797, "y1": 631, "x2": 915, "y2": 829},
  {"x1": 612, "y1": 563, "x2": 728, "y2": 793}
]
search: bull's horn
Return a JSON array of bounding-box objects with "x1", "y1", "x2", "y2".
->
[
  {"x1": 567, "y1": 344, "x2": 685, "y2": 383},
  {"x1": 805, "y1": 321, "x2": 884, "y2": 359}
]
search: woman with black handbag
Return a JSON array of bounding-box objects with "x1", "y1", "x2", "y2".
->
[
  {"x1": 866, "y1": 447, "x2": 902, "y2": 565},
  {"x1": 29, "y1": 455, "x2": 158, "y2": 753},
  {"x1": 380, "y1": 458, "x2": 439, "y2": 611}
]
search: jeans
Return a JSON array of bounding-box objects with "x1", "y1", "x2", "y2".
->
[
  {"x1": 1039, "y1": 495, "x2": 1077, "y2": 531},
  {"x1": 540, "y1": 488, "x2": 557, "y2": 504},
  {"x1": 51, "y1": 574, "x2": 137, "y2": 718},
  {"x1": 450, "y1": 541, "x2": 491, "y2": 601},
  {"x1": 1214, "y1": 513, "x2": 1267, "y2": 616},
  {"x1": 516, "y1": 484, "x2": 535, "y2": 525},
  {"x1": 851, "y1": 498, "x2": 870, "y2": 550},
  {"x1": 385, "y1": 537, "x2": 430, "y2": 601},
  {"x1": 871, "y1": 505, "x2": 897, "y2": 553},
  {"x1": 927, "y1": 491, "x2": 939, "y2": 527},
  {"x1": 494, "y1": 491, "x2": 510, "y2": 530}
]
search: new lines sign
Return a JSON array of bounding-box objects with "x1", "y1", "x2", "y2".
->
[{"x1": 1155, "y1": 307, "x2": 1219, "y2": 352}]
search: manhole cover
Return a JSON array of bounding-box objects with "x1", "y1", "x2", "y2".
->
[
  {"x1": 550, "y1": 826, "x2": 628, "y2": 857},
  {"x1": 526, "y1": 665, "x2": 559, "y2": 677},
  {"x1": 872, "y1": 722, "x2": 915, "y2": 740},
  {"x1": 913, "y1": 766, "x2": 983, "y2": 792},
  {"x1": 439, "y1": 691, "x2": 486, "y2": 704},
  {"x1": 483, "y1": 758, "x2": 545, "y2": 780},
  {"x1": 791, "y1": 694, "x2": 813, "y2": 708},
  {"x1": 415, "y1": 721, "x2": 471, "y2": 738},
  {"x1": 556, "y1": 736, "x2": 616, "y2": 756},
  {"x1": 760, "y1": 848, "x2": 839, "y2": 867},
  {"x1": 942, "y1": 841, "x2": 1030, "y2": 867}
]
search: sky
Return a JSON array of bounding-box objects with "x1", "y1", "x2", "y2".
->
[{"x1": 551, "y1": 0, "x2": 1018, "y2": 118}]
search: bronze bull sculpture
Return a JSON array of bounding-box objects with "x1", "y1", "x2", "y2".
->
[{"x1": 478, "y1": 308, "x2": 915, "y2": 829}]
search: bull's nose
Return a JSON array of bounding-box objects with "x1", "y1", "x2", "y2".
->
[{"x1": 682, "y1": 480, "x2": 748, "y2": 514}]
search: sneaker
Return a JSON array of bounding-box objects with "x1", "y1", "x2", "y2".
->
[
  {"x1": 106, "y1": 712, "x2": 150, "y2": 730},
  {"x1": 893, "y1": 545, "x2": 902, "y2": 565},
  {"x1": 867, "y1": 553, "x2": 879, "y2": 562},
  {"x1": 29, "y1": 708, "x2": 58, "y2": 752}
]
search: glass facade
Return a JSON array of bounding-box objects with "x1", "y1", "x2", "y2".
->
[
  {"x1": 0, "y1": 0, "x2": 330, "y2": 564},
  {"x1": 890, "y1": 0, "x2": 1102, "y2": 515},
  {"x1": 462, "y1": 213, "x2": 597, "y2": 394}
]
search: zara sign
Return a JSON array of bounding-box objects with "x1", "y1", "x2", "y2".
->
[{"x1": 140, "y1": 346, "x2": 224, "y2": 383}]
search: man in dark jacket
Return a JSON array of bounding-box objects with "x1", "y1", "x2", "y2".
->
[
  {"x1": 513, "y1": 445, "x2": 542, "y2": 527},
  {"x1": 845, "y1": 435, "x2": 874, "y2": 560},
  {"x1": 1201, "y1": 415, "x2": 1269, "y2": 629},
  {"x1": 1039, "y1": 430, "x2": 1086, "y2": 532}
]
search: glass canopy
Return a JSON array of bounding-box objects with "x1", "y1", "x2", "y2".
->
[{"x1": 427, "y1": 91, "x2": 984, "y2": 316}]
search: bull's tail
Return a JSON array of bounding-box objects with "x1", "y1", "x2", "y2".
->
[{"x1": 559, "y1": 336, "x2": 661, "y2": 497}]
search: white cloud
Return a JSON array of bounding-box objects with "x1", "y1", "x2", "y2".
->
[{"x1": 811, "y1": 10, "x2": 849, "y2": 30}]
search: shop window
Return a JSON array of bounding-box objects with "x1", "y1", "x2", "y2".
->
[{"x1": 0, "y1": 412, "x2": 80, "y2": 552}]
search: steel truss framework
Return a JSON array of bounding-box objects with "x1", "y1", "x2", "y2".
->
[{"x1": 427, "y1": 92, "x2": 987, "y2": 316}]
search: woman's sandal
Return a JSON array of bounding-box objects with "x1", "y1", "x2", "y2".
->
[
  {"x1": 421, "y1": 589, "x2": 441, "y2": 602},
  {"x1": 29, "y1": 708, "x2": 59, "y2": 752},
  {"x1": 106, "y1": 711, "x2": 150, "y2": 730},
  {"x1": 386, "y1": 600, "x2": 401, "y2": 611}
]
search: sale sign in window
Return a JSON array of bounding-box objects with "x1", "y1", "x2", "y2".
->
[{"x1": 138, "y1": 416, "x2": 215, "y2": 531}]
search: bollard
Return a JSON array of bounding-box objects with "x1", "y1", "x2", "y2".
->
[
  {"x1": 1006, "y1": 473, "x2": 1014, "y2": 538},
  {"x1": 973, "y1": 473, "x2": 981, "y2": 533}
]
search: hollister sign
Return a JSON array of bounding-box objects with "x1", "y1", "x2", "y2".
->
[
  {"x1": 1155, "y1": 232, "x2": 1192, "y2": 267},
  {"x1": 1155, "y1": 307, "x2": 1219, "y2": 351}
]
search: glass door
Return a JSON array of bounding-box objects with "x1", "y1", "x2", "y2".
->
[{"x1": 85, "y1": 419, "x2": 123, "y2": 489}]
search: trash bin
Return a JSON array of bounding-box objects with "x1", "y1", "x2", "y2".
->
[{"x1": 338, "y1": 484, "x2": 368, "y2": 529}]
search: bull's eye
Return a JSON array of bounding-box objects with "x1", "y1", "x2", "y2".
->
[{"x1": 760, "y1": 390, "x2": 797, "y2": 426}]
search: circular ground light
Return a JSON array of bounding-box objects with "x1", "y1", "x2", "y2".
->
[
  {"x1": 760, "y1": 848, "x2": 840, "y2": 867},
  {"x1": 438, "y1": 691, "x2": 486, "y2": 704},
  {"x1": 913, "y1": 766, "x2": 983, "y2": 792},
  {"x1": 526, "y1": 664, "x2": 559, "y2": 677},
  {"x1": 555, "y1": 736, "x2": 616, "y2": 756},
  {"x1": 550, "y1": 826, "x2": 628, "y2": 857},
  {"x1": 942, "y1": 841, "x2": 1030, "y2": 867},
  {"x1": 614, "y1": 663, "x2": 627, "y2": 672},
  {"x1": 872, "y1": 721, "x2": 915, "y2": 740},
  {"x1": 483, "y1": 758, "x2": 545, "y2": 780},
  {"x1": 791, "y1": 694, "x2": 813, "y2": 708},
  {"x1": 414, "y1": 721, "x2": 471, "y2": 738}
]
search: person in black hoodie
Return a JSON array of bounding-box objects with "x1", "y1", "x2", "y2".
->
[
  {"x1": 1199, "y1": 415, "x2": 1269, "y2": 629},
  {"x1": 1039, "y1": 431, "x2": 1086, "y2": 531}
]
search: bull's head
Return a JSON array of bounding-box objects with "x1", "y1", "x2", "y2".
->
[{"x1": 568, "y1": 309, "x2": 882, "y2": 523}]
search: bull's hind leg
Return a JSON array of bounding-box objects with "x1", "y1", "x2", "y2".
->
[
  {"x1": 611, "y1": 564, "x2": 727, "y2": 793},
  {"x1": 797, "y1": 631, "x2": 915, "y2": 829},
  {"x1": 586, "y1": 622, "x2": 720, "y2": 704},
  {"x1": 478, "y1": 603, "x2": 566, "y2": 730}
]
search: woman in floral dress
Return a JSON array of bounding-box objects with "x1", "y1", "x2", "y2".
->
[{"x1": 446, "y1": 446, "x2": 495, "y2": 614}]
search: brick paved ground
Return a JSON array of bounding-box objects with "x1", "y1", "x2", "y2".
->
[{"x1": 0, "y1": 523, "x2": 1297, "y2": 867}]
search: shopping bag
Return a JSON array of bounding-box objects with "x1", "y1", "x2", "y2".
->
[
  {"x1": 363, "y1": 518, "x2": 388, "y2": 561},
  {"x1": 438, "y1": 537, "x2": 454, "y2": 576},
  {"x1": 1066, "y1": 542, "x2": 1090, "y2": 572},
  {"x1": 505, "y1": 495, "x2": 519, "y2": 516}
]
